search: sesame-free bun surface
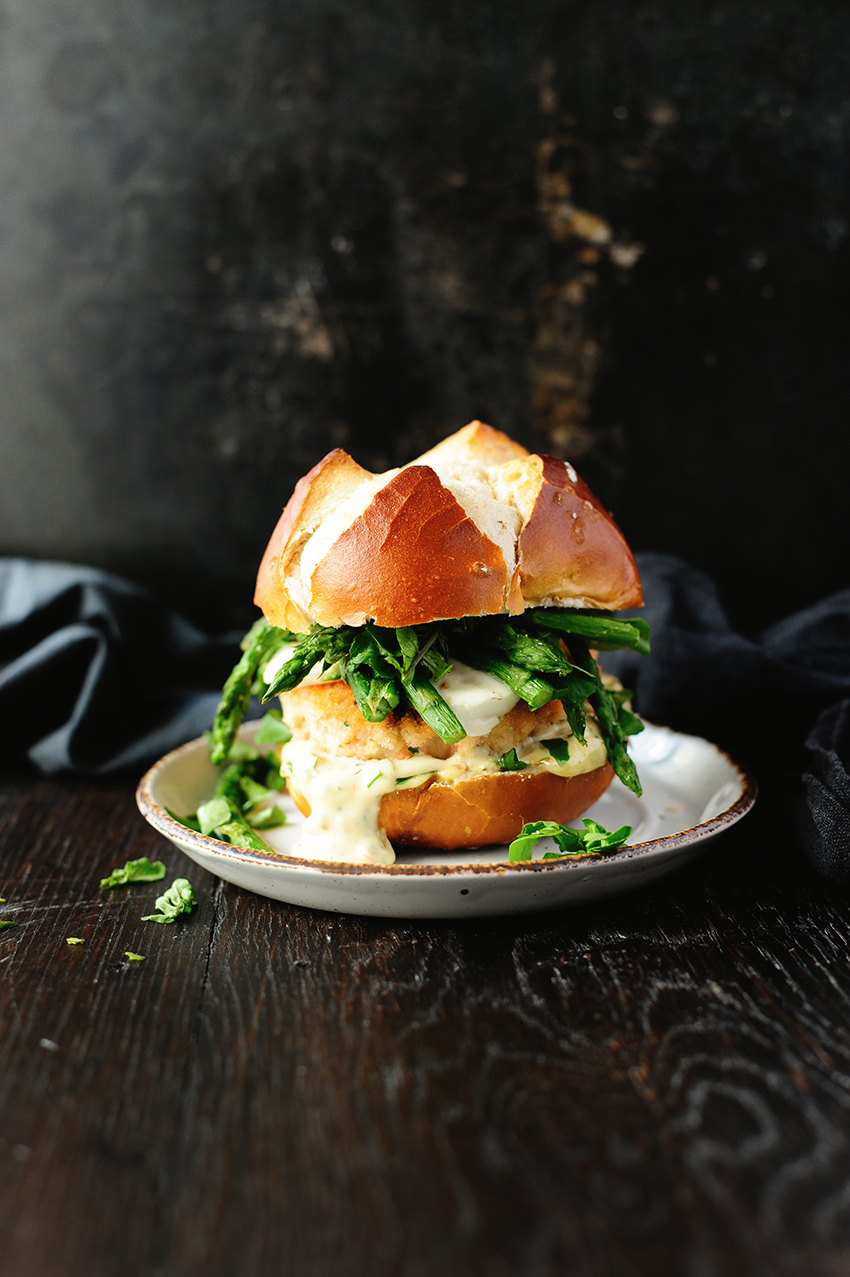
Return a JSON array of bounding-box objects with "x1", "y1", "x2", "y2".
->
[{"x1": 255, "y1": 421, "x2": 642, "y2": 630}]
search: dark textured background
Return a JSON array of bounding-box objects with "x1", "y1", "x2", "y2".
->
[{"x1": 1, "y1": 0, "x2": 847, "y2": 631}]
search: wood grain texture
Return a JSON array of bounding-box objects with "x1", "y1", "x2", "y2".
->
[{"x1": 2, "y1": 770, "x2": 850, "y2": 1277}]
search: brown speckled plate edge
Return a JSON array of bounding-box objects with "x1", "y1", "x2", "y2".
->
[{"x1": 136, "y1": 730, "x2": 757, "y2": 879}]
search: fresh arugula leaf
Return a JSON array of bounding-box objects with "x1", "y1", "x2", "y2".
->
[
  {"x1": 141, "y1": 878, "x2": 196, "y2": 924},
  {"x1": 542, "y1": 819, "x2": 633, "y2": 858},
  {"x1": 247, "y1": 805, "x2": 287, "y2": 830},
  {"x1": 508, "y1": 818, "x2": 632, "y2": 862},
  {"x1": 214, "y1": 820, "x2": 276, "y2": 852},
  {"x1": 0, "y1": 920, "x2": 18, "y2": 930},
  {"x1": 101, "y1": 857, "x2": 167, "y2": 890},
  {"x1": 239, "y1": 776, "x2": 277, "y2": 806},
  {"x1": 498, "y1": 749, "x2": 527, "y2": 771},
  {"x1": 254, "y1": 709, "x2": 293, "y2": 744},
  {"x1": 197, "y1": 796, "x2": 232, "y2": 837},
  {"x1": 66, "y1": 937, "x2": 85, "y2": 945},
  {"x1": 507, "y1": 821, "x2": 571, "y2": 861},
  {"x1": 545, "y1": 738, "x2": 571, "y2": 764},
  {"x1": 125, "y1": 952, "x2": 146, "y2": 961}
]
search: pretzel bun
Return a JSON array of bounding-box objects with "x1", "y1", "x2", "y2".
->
[
  {"x1": 385, "y1": 765, "x2": 614, "y2": 848},
  {"x1": 255, "y1": 420, "x2": 642, "y2": 631}
]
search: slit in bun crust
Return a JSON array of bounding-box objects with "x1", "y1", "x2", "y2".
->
[
  {"x1": 252, "y1": 421, "x2": 644, "y2": 860},
  {"x1": 255, "y1": 419, "x2": 641, "y2": 632}
]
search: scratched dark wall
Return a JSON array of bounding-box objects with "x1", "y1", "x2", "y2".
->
[{"x1": 0, "y1": 1, "x2": 847, "y2": 630}]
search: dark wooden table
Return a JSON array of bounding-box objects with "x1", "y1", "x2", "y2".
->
[{"x1": 1, "y1": 767, "x2": 849, "y2": 1277}]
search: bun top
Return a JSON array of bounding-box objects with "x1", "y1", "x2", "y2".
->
[{"x1": 255, "y1": 421, "x2": 642, "y2": 631}]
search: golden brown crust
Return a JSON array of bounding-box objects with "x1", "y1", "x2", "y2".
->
[
  {"x1": 378, "y1": 764, "x2": 615, "y2": 849},
  {"x1": 254, "y1": 448, "x2": 372, "y2": 631},
  {"x1": 255, "y1": 421, "x2": 642, "y2": 628},
  {"x1": 500, "y1": 453, "x2": 643, "y2": 610},
  {"x1": 309, "y1": 465, "x2": 508, "y2": 626}
]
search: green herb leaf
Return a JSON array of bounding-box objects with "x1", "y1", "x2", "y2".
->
[
  {"x1": 508, "y1": 817, "x2": 632, "y2": 862},
  {"x1": 542, "y1": 819, "x2": 633, "y2": 858},
  {"x1": 0, "y1": 920, "x2": 18, "y2": 929},
  {"x1": 66, "y1": 937, "x2": 85, "y2": 945},
  {"x1": 498, "y1": 748, "x2": 528, "y2": 772},
  {"x1": 507, "y1": 821, "x2": 571, "y2": 862},
  {"x1": 545, "y1": 738, "x2": 571, "y2": 763},
  {"x1": 124, "y1": 952, "x2": 146, "y2": 962},
  {"x1": 100, "y1": 858, "x2": 167, "y2": 890},
  {"x1": 253, "y1": 710, "x2": 292, "y2": 744},
  {"x1": 141, "y1": 878, "x2": 197, "y2": 924},
  {"x1": 247, "y1": 805, "x2": 286, "y2": 830},
  {"x1": 197, "y1": 796, "x2": 232, "y2": 837},
  {"x1": 214, "y1": 820, "x2": 275, "y2": 851}
]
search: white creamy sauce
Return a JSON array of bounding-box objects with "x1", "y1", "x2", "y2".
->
[
  {"x1": 264, "y1": 642, "x2": 618, "y2": 865},
  {"x1": 279, "y1": 710, "x2": 610, "y2": 866},
  {"x1": 435, "y1": 660, "x2": 519, "y2": 737}
]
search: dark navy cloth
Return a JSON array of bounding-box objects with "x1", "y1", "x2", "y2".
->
[
  {"x1": 0, "y1": 558, "x2": 241, "y2": 775},
  {"x1": 2, "y1": 553, "x2": 850, "y2": 881},
  {"x1": 603, "y1": 553, "x2": 850, "y2": 884}
]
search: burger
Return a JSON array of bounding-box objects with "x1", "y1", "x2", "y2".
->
[{"x1": 210, "y1": 421, "x2": 649, "y2": 864}]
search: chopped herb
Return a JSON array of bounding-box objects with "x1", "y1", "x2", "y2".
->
[
  {"x1": 546, "y1": 738, "x2": 571, "y2": 764},
  {"x1": 498, "y1": 748, "x2": 527, "y2": 772},
  {"x1": 124, "y1": 952, "x2": 146, "y2": 962},
  {"x1": 246, "y1": 805, "x2": 287, "y2": 830},
  {"x1": 101, "y1": 857, "x2": 167, "y2": 890},
  {"x1": 184, "y1": 747, "x2": 288, "y2": 851},
  {"x1": 254, "y1": 709, "x2": 292, "y2": 745},
  {"x1": 0, "y1": 920, "x2": 17, "y2": 930},
  {"x1": 508, "y1": 818, "x2": 633, "y2": 863},
  {"x1": 66, "y1": 937, "x2": 85, "y2": 945},
  {"x1": 141, "y1": 878, "x2": 196, "y2": 924},
  {"x1": 197, "y1": 797, "x2": 232, "y2": 838}
]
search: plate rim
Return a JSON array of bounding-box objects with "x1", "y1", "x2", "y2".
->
[{"x1": 135, "y1": 724, "x2": 758, "y2": 878}]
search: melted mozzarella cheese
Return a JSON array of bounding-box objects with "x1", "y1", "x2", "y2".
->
[{"x1": 434, "y1": 660, "x2": 519, "y2": 737}]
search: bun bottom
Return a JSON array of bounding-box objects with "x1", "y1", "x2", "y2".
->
[{"x1": 377, "y1": 763, "x2": 615, "y2": 850}]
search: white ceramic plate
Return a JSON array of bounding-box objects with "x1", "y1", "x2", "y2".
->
[{"x1": 136, "y1": 722, "x2": 756, "y2": 919}]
